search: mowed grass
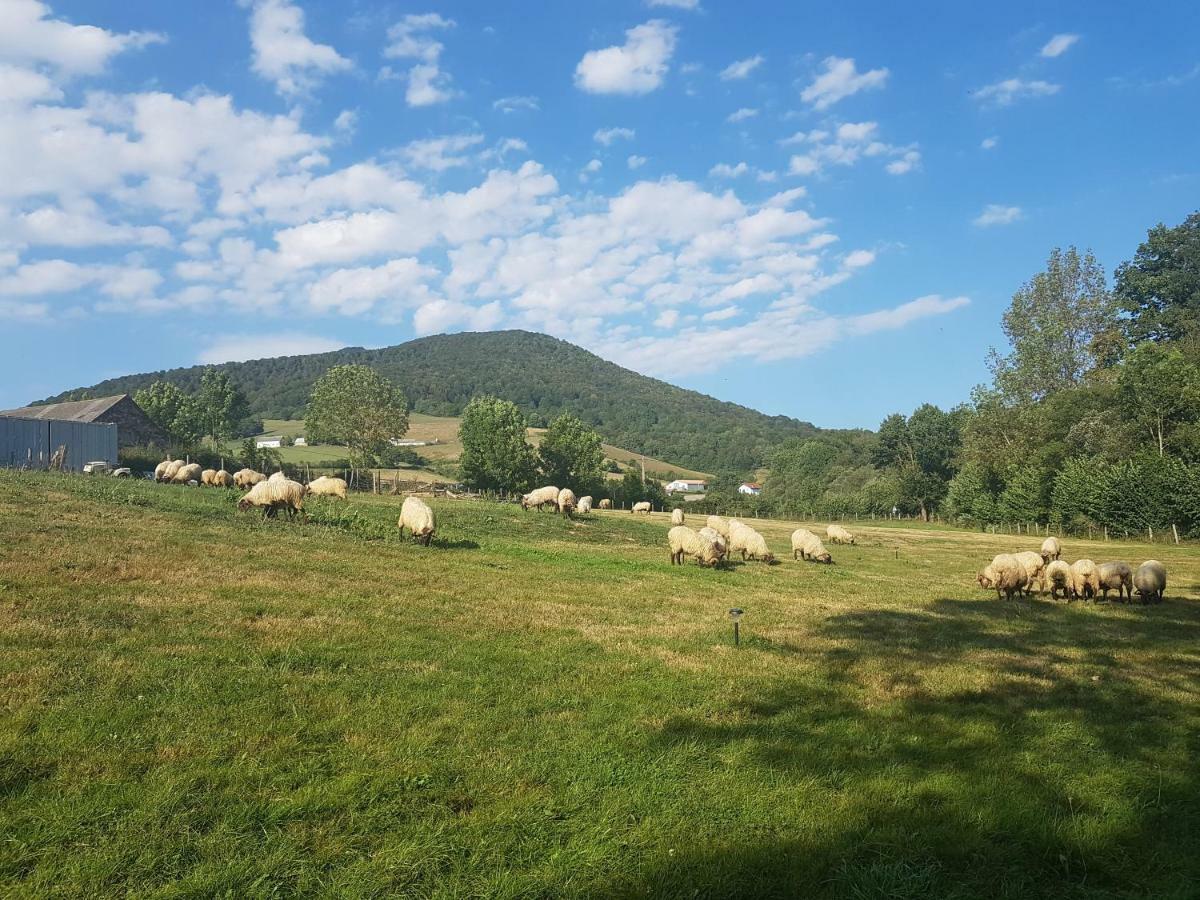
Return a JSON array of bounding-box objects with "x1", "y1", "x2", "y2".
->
[{"x1": 1, "y1": 471, "x2": 1199, "y2": 899}]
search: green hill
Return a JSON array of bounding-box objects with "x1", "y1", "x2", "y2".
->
[{"x1": 40, "y1": 330, "x2": 867, "y2": 473}]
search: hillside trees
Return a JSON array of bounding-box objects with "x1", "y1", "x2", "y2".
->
[
  {"x1": 458, "y1": 396, "x2": 537, "y2": 494},
  {"x1": 1116, "y1": 211, "x2": 1200, "y2": 344},
  {"x1": 305, "y1": 365, "x2": 409, "y2": 474}
]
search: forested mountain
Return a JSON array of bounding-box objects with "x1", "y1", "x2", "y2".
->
[{"x1": 41, "y1": 330, "x2": 867, "y2": 473}]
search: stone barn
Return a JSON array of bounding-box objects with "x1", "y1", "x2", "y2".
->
[{"x1": 0, "y1": 394, "x2": 170, "y2": 448}]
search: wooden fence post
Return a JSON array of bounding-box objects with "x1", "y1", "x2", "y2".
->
[{"x1": 1173, "y1": 524, "x2": 1180, "y2": 544}]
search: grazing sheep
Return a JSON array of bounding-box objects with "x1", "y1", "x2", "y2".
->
[
  {"x1": 268, "y1": 470, "x2": 289, "y2": 484},
  {"x1": 577, "y1": 496, "x2": 593, "y2": 514},
  {"x1": 233, "y1": 468, "x2": 266, "y2": 490},
  {"x1": 153, "y1": 460, "x2": 174, "y2": 482},
  {"x1": 1044, "y1": 560, "x2": 1073, "y2": 600},
  {"x1": 826, "y1": 524, "x2": 855, "y2": 545},
  {"x1": 213, "y1": 469, "x2": 235, "y2": 488},
  {"x1": 1040, "y1": 536, "x2": 1062, "y2": 563},
  {"x1": 1070, "y1": 559, "x2": 1099, "y2": 601},
  {"x1": 238, "y1": 477, "x2": 305, "y2": 520},
  {"x1": 671, "y1": 507, "x2": 685, "y2": 526},
  {"x1": 977, "y1": 553, "x2": 1029, "y2": 601},
  {"x1": 1133, "y1": 560, "x2": 1167, "y2": 604},
  {"x1": 557, "y1": 488, "x2": 577, "y2": 517},
  {"x1": 598, "y1": 499, "x2": 612, "y2": 510},
  {"x1": 1014, "y1": 551, "x2": 1046, "y2": 594},
  {"x1": 306, "y1": 475, "x2": 348, "y2": 500},
  {"x1": 698, "y1": 526, "x2": 727, "y2": 561},
  {"x1": 171, "y1": 463, "x2": 202, "y2": 485},
  {"x1": 521, "y1": 485, "x2": 559, "y2": 511},
  {"x1": 1097, "y1": 562, "x2": 1134, "y2": 602},
  {"x1": 706, "y1": 515, "x2": 731, "y2": 539},
  {"x1": 668, "y1": 525, "x2": 722, "y2": 567},
  {"x1": 157, "y1": 459, "x2": 185, "y2": 483},
  {"x1": 791, "y1": 528, "x2": 832, "y2": 564},
  {"x1": 398, "y1": 496, "x2": 436, "y2": 546},
  {"x1": 200, "y1": 468, "x2": 218, "y2": 486},
  {"x1": 632, "y1": 501, "x2": 651, "y2": 514},
  {"x1": 729, "y1": 521, "x2": 775, "y2": 563}
]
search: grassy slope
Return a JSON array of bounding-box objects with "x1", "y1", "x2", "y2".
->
[{"x1": 2, "y1": 471, "x2": 1198, "y2": 898}]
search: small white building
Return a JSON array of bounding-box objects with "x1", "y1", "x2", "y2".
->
[
  {"x1": 255, "y1": 437, "x2": 282, "y2": 449},
  {"x1": 390, "y1": 438, "x2": 435, "y2": 447},
  {"x1": 665, "y1": 478, "x2": 707, "y2": 493},
  {"x1": 293, "y1": 437, "x2": 307, "y2": 446},
  {"x1": 738, "y1": 482, "x2": 762, "y2": 496}
]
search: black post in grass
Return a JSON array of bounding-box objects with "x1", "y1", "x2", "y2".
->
[{"x1": 729, "y1": 607, "x2": 743, "y2": 647}]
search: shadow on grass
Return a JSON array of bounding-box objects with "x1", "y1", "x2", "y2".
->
[
  {"x1": 618, "y1": 596, "x2": 1200, "y2": 898},
  {"x1": 431, "y1": 537, "x2": 480, "y2": 550}
]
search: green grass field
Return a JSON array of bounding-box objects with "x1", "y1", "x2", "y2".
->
[{"x1": 2, "y1": 470, "x2": 1198, "y2": 898}]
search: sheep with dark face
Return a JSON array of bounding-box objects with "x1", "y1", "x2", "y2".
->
[
  {"x1": 1097, "y1": 562, "x2": 1134, "y2": 602},
  {"x1": 978, "y1": 553, "x2": 1028, "y2": 601},
  {"x1": 671, "y1": 507, "x2": 685, "y2": 526},
  {"x1": 668, "y1": 526, "x2": 721, "y2": 567},
  {"x1": 398, "y1": 496, "x2": 436, "y2": 545},
  {"x1": 791, "y1": 528, "x2": 832, "y2": 564},
  {"x1": 1044, "y1": 560, "x2": 1072, "y2": 600},
  {"x1": 1133, "y1": 560, "x2": 1167, "y2": 604},
  {"x1": 238, "y1": 478, "x2": 305, "y2": 520},
  {"x1": 521, "y1": 486, "x2": 559, "y2": 511},
  {"x1": 1040, "y1": 536, "x2": 1062, "y2": 563},
  {"x1": 1070, "y1": 559, "x2": 1099, "y2": 601}
]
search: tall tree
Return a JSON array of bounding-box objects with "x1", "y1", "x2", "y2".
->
[
  {"x1": 305, "y1": 365, "x2": 409, "y2": 472},
  {"x1": 537, "y1": 413, "x2": 605, "y2": 493},
  {"x1": 1116, "y1": 342, "x2": 1200, "y2": 456},
  {"x1": 458, "y1": 396, "x2": 537, "y2": 493},
  {"x1": 1115, "y1": 211, "x2": 1200, "y2": 344},
  {"x1": 196, "y1": 368, "x2": 250, "y2": 448},
  {"x1": 987, "y1": 247, "x2": 1118, "y2": 402},
  {"x1": 872, "y1": 404, "x2": 965, "y2": 520},
  {"x1": 134, "y1": 381, "x2": 204, "y2": 447}
]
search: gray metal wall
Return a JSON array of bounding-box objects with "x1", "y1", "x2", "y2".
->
[{"x1": 0, "y1": 417, "x2": 118, "y2": 472}]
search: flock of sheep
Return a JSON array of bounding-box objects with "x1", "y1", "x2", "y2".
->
[
  {"x1": 151, "y1": 459, "x2": 436, "y2": 545},
  {"x1": 977, "y1": 536, "x2": 1168, "y2": 605}
]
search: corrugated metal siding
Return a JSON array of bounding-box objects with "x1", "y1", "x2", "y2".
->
[{"x1": 0, "y1": 417, "x2": 118, "y2": 472}]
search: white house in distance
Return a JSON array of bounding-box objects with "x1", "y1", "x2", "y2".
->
[
  {"x1": 293, "y1": 437, "x2": 307, "y2": 446},
  {"x1": 255, "y1": 437, "x2": 282, "y2": 449},
  {"x1": 738, "y1": 482, "x2": 762, "y2": 496},
  {"x1": 665, "y1": 478, "x2": 707, "y2": 493}
]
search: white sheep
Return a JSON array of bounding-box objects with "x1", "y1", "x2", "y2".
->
[
  {"x1": 631, "y1": 501, "x2": 651, "y2": 514},
  {"x1": 697, "y1": 526, "x2": 727, "y2": 561},
  {"x1": 521, "y1": 485, "x2": 560, "y2": 511},
  {"x1": 1040, "y1": 536, "x2": 1062, "y2": 563},
  {"x1": 826, "y1": 524, "x2": 855, "y2": 545},
  {"x1": 577, "y1": 496, "x2": 593, "y2": 514},
  {"x1": 398, "y1": 496, "x2": 436, "y2": 546},
  {"x1": 233, "y1": 468, "x2": 266, "y2": 490},
  {"x1": 598, "y1": 499, "x2": 612, "y2": 510},
  {"x1": 671, "y1": 507, "x2": 685, "y2": 526},
  {"x1": 1013, "y1": 550, "x2": 1046, "y2": 594},
  {"x1": 213, "y1": 469, "x2": 234, "y2": 488},
  {"x1": 238, "y1": 477, "x2": 305, "y2": 520},
  {"x1": 729, "y1": 521, "x2": 774, "y2": 563},
  {"x1": 268, "y1": 470, "x2": 289, "y2": 483},
  {"x1": 1133, "y1": 560, "x2": 1167, "y2": 604},
  {"x1": 706, "y1": 515, "x2": 730, "y2": 539},
  {"x1": 1070, "y1": 559, "x2": 1099, "y2": 601},
  {"x1": 667, "y1": 526, "x2": 721, "y2": 567},
  {"x1": 201, "y1": 468, "x2": 218, "y2": 486},
  {"x1": 306, "y1": 475, "x2": 348, "y2": 500},
  {"x1": 1044, "y1": 560, "x2": 1073, "y2": 600},
  {"x1": 557, "y1": 488, "x2": 577, "y2": 517},
  {"x1": 791, "y1": 528, "x2": 832, "y2": 564},
  {"x1": 978, "y1": 553, "x2": 1029, "y2": 600},
  {"x1": 158, "y1": 459, "x2": 185, "y2": 483},
  {"x1": 1097, "y1": 562, "x2": 1134, "y2": 602},
  {"x1": 171, "y1": 462, "x2": 202, "y2": 485}
]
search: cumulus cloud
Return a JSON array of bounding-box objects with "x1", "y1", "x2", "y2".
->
[
  {"x1": 709, "y1": 162, "x2": 749, "y2": 178},
  {"x1": 782, "y1": 121, "x2": 918, "y2": 177},
  {"x1": 801, "y1": 56, "x2": 889, "y2": 109},
  {"x1": 973, "y1": 78, "x2": 1060, "y2": 106},
  {"x1": 198, "y1": 332, "x2": 346, "y2": 364},
  {"x1": 981, "y1": 136, "x2": 998, "y2": 150},
  {"x1": 1040, "y1": 33, "x2": 1079, "y2": 58},
  {"x1": 627, "y1": 155, "x2": 648, "y2": 169},
  {"x1": 575, "y1": 20, "x2": 677, "y2": 95},
  {"x1": 594, "y1": 126, "x2": 635, "y2": 145},
  {"x1": 719, "y1": 54, "x2": 763, "y2": 81},
  {"x1": 400, "y1": 133, "x2": 485, "y2": 172},
  {"x1": 0, "y1": 0, "x2": 164, "y2": 76},
  {"x1": 973, "y1": 204, "x2": 1022, "y2": 227},
  {"x1": 384, "y1": 13, "x2": 457, "y2": 106},
  {"x1": 493, "y1": 95, "x2": 539, "y2": 113},
  {"x1": 242, "y1": 0, "x2": 350, "y2": 96},
  {"x1": 726, "y1": 107, "x2": 758, "y2": 123}
]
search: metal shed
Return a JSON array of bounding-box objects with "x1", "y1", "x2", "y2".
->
[{"x1": 0, "y1": 415, "x2": 118, "y2": 472}]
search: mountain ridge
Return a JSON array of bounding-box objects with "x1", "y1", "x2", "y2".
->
[{"x1": 40, "y1": 330, "x2": 868, "y2": 472}]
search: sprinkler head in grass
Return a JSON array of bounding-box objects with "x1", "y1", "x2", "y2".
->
[{"x1": 728, "y1": 607, "x2": 743, "y2": 646}]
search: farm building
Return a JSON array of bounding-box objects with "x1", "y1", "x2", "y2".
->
[
  {"x1": 665, "y1": 478, "x2": 707, "y2": 493},
  {"x1": 0, "y1": 394, "x2": 167, "y2": 449},
  {"x1": 0, "y1": 414, "x2": 117, "y2": 472},
  {"x1": 256, "y1": 437, "x2": 283, "y2": 448},
  {"x1": 738, "y1": 482, "x2": 762, "y2": 496}
]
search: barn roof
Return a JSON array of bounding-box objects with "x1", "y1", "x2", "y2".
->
[{"x1": 0, "y1": 394, "x2": 130, "y2": 422}]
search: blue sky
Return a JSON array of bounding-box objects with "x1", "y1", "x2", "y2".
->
[{"x1": 1, "y1": 0, "x2": 1197, "y2": 428}]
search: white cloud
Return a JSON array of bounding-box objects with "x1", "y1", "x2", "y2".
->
[
  {"x1": 594, "y1": 126, "x2": 635, "y2": 145},
  {"x1": 973, "y1": 78, "x2": 1060, "y2": 106},
  {"x1": 702, "y1": 305, "x2": 739, "y2": 322},
  {"x1": 789, "y1": 154, "x2": 819, "y2": 176},
  {"x1": 242, "y1": 0, "x2": 350, "y2": 96},
  {"x1": 198, "y1": 332, "x2": 345, "y2": 364},
  {"x1": 885, "y1": 150, "x2": 921, "y2": 175},
  {"x1": 981, "y1": 136, "x2": 998, "y2": 150},
  {"x1": 333, "y1": 110, "x2": 357, "y2": 133},
  {"x1": 0, "y1": 0, "x2": 164, "y2": 76},
  {"x1": 11, "y1": 204, "x2": 171, "y2": 248},
  {"x1": 720, "y1": 54, "x2": 764, "y2": 81},
  {"x1": 583, "y1": 159, "x2": 603, "y2": 173},
  {"x1": 0, "y1": 298, "x2": 50, "y2": 322},
  {"x1": 384, "y1": 13, "x2": 457, "y2": 107},
  {"x1": 1040, "y1": 34, "x2": 1079, "y2": 58},
  {"x1": 709, "y1": 162, "x2": 749, "y2": 178},
  {"x1": 575, "y1": 20, "x2": 677, "y2": 95},
  {"x1": 783, "y1": 121, "x2": 916, "y2": 176},
  {"x1": 801, "y1": 56, "x2": 889, "y2": 110},
  {"x1": 647, "y1": 0, "x2": 699, "y2": 7},
  {"x1": 726, "y1": 107, "x2": 758, "y2": 123},
  {"x1": 493, "y1": 95, "x2": 539, "y2": 113},
  {"x1": 627, "y1": 155, "x2": 648, "y2": 170},
  {"x1": 973, "y1": 204, "x2": 1022, "y2": 227},
  {"x1": 842, "y1": 249, "x2": 875, "y2": 269},
  {"x1": 307, "y1": 257, "x2": 436, "y2": 315},
  {"x1": 654, "y1": 309, "x2": 679, "y2": 328},
  {"x1": 400, "y1": 133, "x2": 485, "y2": 172},
  {"x1": 0, "y1": 64, "x2": 62, "y2": 105},
  {"x1": 412, "y1": 298, "x2": 503, "y2": 335}
]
